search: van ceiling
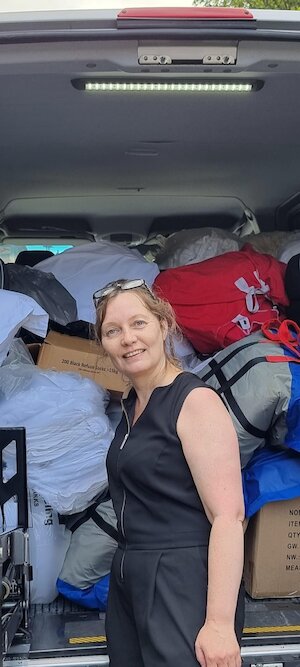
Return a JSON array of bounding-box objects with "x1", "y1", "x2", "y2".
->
[{"x1": 0, "y1": 16, "x2": 299, "y2": 235}]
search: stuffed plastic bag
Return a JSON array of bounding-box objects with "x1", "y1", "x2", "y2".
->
[
  {"x1": 198, "y1": 323, "x2": 300, "y2": 468},
  {"x1": 241, "y1": 231, "x2": 293, "y2": 258},
  {"x1": 0, "y1": 289, "x2": 48, "y2": 365},
  {"x1": 0, "y1": 348, "x2": 114, "y2": 514},
  {"x1": 36, "y1": 241, "x2": 159, "y2": 323},
  {"x1": 242, "y1": 447, "x2": 300, "y2": 518},
  {"x1": 278, "y1": 231, "x2": 300, "y2": 264},
  {"x1": 28, "y1": 490, "x2": 71, "y2": 603},
  {"x1": 0, "y1": 260, "x2": 77, "y2": 325},
  {"x1": 156, "y1": 227, "x2": 240, "y2": 269},
  {"x1": 57, "y1": 497, "x2": 117, "y2": 610},
  {"x1": 154, "y1": 245, "x2": 288, "y2": 354}
]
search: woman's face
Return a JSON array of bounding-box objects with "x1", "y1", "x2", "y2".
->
[{"x1": 101, "y1": 291, "x2": 167, "y2": 379}]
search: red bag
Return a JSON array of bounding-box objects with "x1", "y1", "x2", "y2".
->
[{"x1": 154, "y1": 244, "x2": 289, "y2": 354}]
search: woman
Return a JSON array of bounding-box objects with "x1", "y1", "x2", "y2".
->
[{"x1": 94, "y1": 278, "x2": 245, "y2": 667}]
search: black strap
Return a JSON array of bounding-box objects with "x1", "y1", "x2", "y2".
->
[
  {"x1": 215, "y1": 357, "x2": 267, "y2": 394},
  {"x1": 208, "y1": 356, "x2": 268, "y2": 439},
  {"x1": 90, "y1": 510, "x2": 118, "y2": 542},
  {"x1": 68, "y1": 488, "x2": 113, "y2": 534},
  {"x1": 70, "y1": 502, "x2": 99, "y2": 533},
  {"x1": 201, "y1": 340, "x2": 261, "y2": 382}
]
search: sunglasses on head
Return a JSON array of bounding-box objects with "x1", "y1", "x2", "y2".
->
[{"x1": 93, "y1": 278, "x2": 155, "y2": 308}]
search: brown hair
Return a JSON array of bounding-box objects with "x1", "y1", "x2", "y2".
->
[{"x1": 93, "y1": 283, "x2": 182, "y2": 369}]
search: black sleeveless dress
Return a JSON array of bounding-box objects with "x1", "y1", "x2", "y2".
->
[{"x1": 106, "y1": 372, "x2": 244, "y2": 667}]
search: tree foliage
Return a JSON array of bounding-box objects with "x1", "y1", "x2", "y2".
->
[{"x1": 193, "y1": 0, "x2": 300, "y2": 9}]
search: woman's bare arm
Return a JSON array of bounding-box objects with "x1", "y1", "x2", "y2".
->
[{"x1": 177, "y1": 387, "x2": 244, "y2": 667}]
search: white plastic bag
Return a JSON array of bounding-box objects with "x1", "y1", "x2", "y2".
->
[
  {"x1": 0, "y1": 491, "x2": 70, "y2": 604},
  {"x1": 0, "y1": 357, "x2": 114, "y2": 514},
  {"x1": 28, "y1": 490, "x2": 71, "y2": 604},
  {"x1": 278, "y1": 233, "x2": 300, "y2": 263},
  {"x1": 156, "y1": 228, "x2": 240, "y2": 269},
  {"x1": 1, "y1": 496, "x2": 18, "y2": 533},
  {"x1": 0, "y1": 289, "x2": 48, "y2": 365},
  {"x1": 231, "y1": 209, "x2": 260, "y2": 237}
]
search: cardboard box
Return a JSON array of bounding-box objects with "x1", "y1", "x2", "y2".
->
[
  {"x1": 37, "y1": 331, "x2": 126, "y2": 393},
  {"x1": 244, "y1": 497, "x2": 300, "y2": 598}
]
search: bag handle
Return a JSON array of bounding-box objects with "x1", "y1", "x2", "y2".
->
[{"x1": 261, "y1": 319, "x2": 300, "y2": 362}]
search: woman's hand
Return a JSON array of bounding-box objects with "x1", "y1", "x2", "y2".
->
[{"x1": 195, "y1": 620, "x2": 242, "y2": 667}]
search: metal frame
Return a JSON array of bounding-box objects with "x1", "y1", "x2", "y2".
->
[{"x1": 0, "y1": 429, "x2": 29, "y2": 667}]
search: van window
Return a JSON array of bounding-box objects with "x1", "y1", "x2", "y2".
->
[{"x1": 0, "y1": 244, "x2": 73, "y2": 263}]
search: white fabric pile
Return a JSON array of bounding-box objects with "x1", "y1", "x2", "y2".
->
[{"x1": 36, "y1": 241, "x2": 160, "y2": 323}]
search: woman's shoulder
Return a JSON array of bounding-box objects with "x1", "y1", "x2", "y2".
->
[
  {"x1": 174, "y1": 371, "x2": 208, "y2": 390},
  {"x1": 167, "y1": 372, "x2": 215, "y2": 425}
]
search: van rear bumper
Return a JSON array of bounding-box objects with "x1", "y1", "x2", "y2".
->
[{"x1": 4, "y1": 643, "x2": 300, "y2": 667}]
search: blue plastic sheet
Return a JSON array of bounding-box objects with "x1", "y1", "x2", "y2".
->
[
  {"x1": 57, "y1": 574, "x2": 110, "y2": 611},
  {"x1": 242, "y1": 446, "x2": 300, "y2": 518}
]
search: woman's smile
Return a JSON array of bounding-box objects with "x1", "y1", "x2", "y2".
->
[{"x1": 123, "y1": 349, "x2": 146, "y2": 359}]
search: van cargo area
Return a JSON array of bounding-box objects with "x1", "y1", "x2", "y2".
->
[
  {"x1": 2, "y1": 596, "x2": 300, "y2": 667},
  {"x1": 1, "y1": 5, "x2": 300, "y2": 667}
]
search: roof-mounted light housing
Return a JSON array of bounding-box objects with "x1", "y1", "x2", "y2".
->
[
  {"x1": 72, "y1": 79, "x2": 263, "y2": 94},
  {"x1": 117, "y1": 7, "x2": 254, "y2": 21}
]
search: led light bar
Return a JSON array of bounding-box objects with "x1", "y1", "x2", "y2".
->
[{"x1": 81, "y1": 81, "x2": 253, "y2": 93}]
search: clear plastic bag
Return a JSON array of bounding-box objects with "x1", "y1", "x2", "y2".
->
[
  {"x1": 0, "y1": 289, "x2": 48, "y2": 366},
  {"x1": 2, "y1": 337, "x2": 34, "y2": 367},
  {"x1": 0, "y1": 350, "x2": 114, "y2": 514}
]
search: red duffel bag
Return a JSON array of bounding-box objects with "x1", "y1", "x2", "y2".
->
[{"x1": 154, "y1": 244, "x2": 289, "y2": 354}]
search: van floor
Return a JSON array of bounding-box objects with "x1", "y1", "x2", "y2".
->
[{"x1": 7, "y1": 596, "x2": 300, "y2": 660}]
